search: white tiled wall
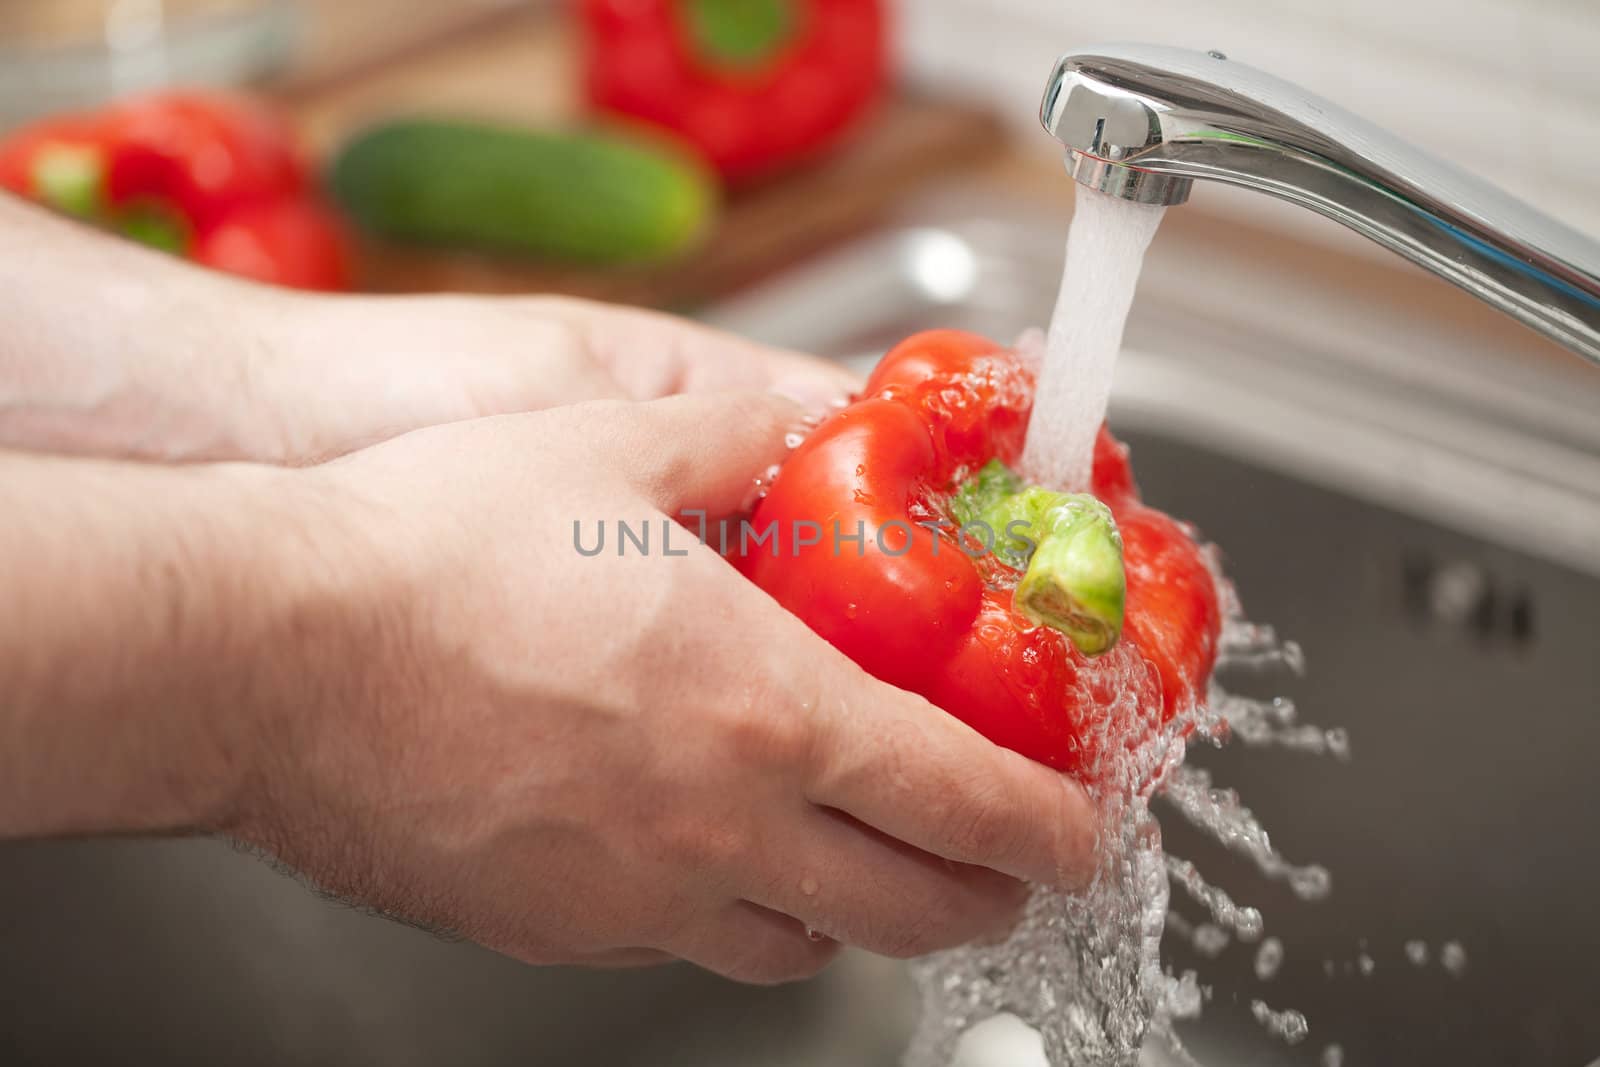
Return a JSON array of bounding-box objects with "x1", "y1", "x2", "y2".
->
[{"x1": 899, "y1": 0, "x2": 1600, "y2": 241}]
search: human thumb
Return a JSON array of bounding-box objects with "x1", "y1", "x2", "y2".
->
[{"x1": 595, "y1": 391, "x2": 811, "y2": 518}]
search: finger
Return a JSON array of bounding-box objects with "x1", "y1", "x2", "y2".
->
[
  {"x1": 668, "y1": 901, "x2": 840, "y2": 986},
  {"x1": 573, "y1": 948, "x2": 677, "y2": 970},
  {"x1": 546, "y1": 297, "x2": 860, "y2": 410},
  {"x1": 799, "y1": 659, "x2": 1101, "y2": 890},
  {"x1": 573, "y1": 391, "x2": 811, "y2": 517},
  {"x1": 746, "y1": 806, "x2": 1028, "y2": 959}
]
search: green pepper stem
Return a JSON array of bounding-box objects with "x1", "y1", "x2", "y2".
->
[
  {"x1": 33, "y1": 146, "x2": 104, "y2": 219},
  {"x1": 116, "y1": 205, "x2": 190, "y2": 255},
  {"x1": 685, "y1": 0, "x2": 796, "y2": 69},
  {"x1": 955, "y1": 460, "x2": 1125, "y2": 657}
]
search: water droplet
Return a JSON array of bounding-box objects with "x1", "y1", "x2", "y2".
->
[
  {"x1": 1440, "y1": 940, "x2": 1468, "y2": 976},
  {"x1": 805, "y1": 926, "x2": 827, "y2": 942},
  {"x1": 1207, "y1": 49, "x2": 1228, "y2": 60},
  {"x1": 1321, "y1": 1043, "x2": 1345, "y2": 1067},
  {"x1": 1251, "y1": 999, "x2": 1308, "y2": 1045},
  {"x1": 784, "y1": 431, "x2": 804, "y2": 449},
  {"x1": 1254, "y1": 937, "x2": 1284, "y2": 981},
  {"x1": 1167, "y1": 970, "x2": 1204, "y2": 1018},
  {"x1": 844, "y1": 603, "x2": 858, "y2": 620},
  {"x1": 1357, "y1": 952, "x2": 1375, "y2": 977},
  {"x1": 1193, "y1": 923, "x2": 1229, "y2": 958},
  {"x1": 1405, "y1": 939, "x2": 1429, "y2": 966},
  {"x1": 1289, "y1": 865, "x2": 1332, "y2": 901}
]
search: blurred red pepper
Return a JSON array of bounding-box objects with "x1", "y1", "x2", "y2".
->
[
  {"x1": 0, "y1": 92, "x2": 348, "y2": 291},
  {"x1": 738, "y1": 330, "x2": 1221, "y2": 780},
  {"x1": 102, "y1": 92, "x2": 308, "y2": 230},
  {"x1": 0, "y1": 115, "x2": 108, "y2": 218},
  {"x1": 580, "y1": 0, "x2": 888, "y2": 182},
  {"x1": 193, "y1": 197, "x2": 351, "y2": 293}
]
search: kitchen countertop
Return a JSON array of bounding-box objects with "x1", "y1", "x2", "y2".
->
[
  {"x1": 273, "y1": 0, "x2": 1588, "y2": 384},
  {"x1": 272, "y1": 1, "x2": 1007, "y2": 308}
]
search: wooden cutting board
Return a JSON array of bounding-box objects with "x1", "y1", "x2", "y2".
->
[{"x1": 274, "y1": 3, "x2": 1009, "y2": 308}]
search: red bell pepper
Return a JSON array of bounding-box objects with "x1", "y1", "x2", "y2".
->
[
  {"x1": 0, "y1": 92, "x2": 348, "y2": 291},
  {"x1": 738, "y1": 330, "x2": 1221, "y2": 779},
  {"x1": 192, "y1": 196, "x2": 352, "y2": 293},
  {"x1": 580, "y1": 0, "x2": 888, "y2": 182},
  {"x1": 101, "y1": 91, "x2": 308, "y2": 231},
  {"x1": 0, "y1": 115, "x2": 108, "y2": 218}
]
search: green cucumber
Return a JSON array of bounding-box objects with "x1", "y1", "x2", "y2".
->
[{"x1": 329, "y1": 119, "x2": 716, "y2": 265}]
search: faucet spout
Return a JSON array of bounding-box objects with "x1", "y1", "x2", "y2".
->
[{"x1": 1041, "y1": 45, "x2": 1600, "y2": 365}]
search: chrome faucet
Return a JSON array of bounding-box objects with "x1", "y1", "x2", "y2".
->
[{"x1": 1041, "y1": 45, "x2": 1600, "y2": 365}]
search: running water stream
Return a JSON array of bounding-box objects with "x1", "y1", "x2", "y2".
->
[
  {"x1": 905, "y1": 187, "x2": 1341, "y2": 1066},
  {"x1": 1019, "y1": 191, "x2": 1166, "y2": 492}
]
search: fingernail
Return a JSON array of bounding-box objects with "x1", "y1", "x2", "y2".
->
[{"x1": 1055, "y1": 777, "x2": 1102, "y2": 891}]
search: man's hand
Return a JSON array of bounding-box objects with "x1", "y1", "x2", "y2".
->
[
  {"x1": 234, "y1": 391, "x2": 1097, "y2": 982},
  {"x1": 260, "y1": 292, "x2": 859, "y2": 462},
  {"x1": 0, "y1": 389, "x2": 1097, "y2": 985},
  {"x1": 0, "y1": 194, "x2": 1100, "y2": 985},
  {"x1": 0, "y1": 192, "x2": 855, "y2": 464}
]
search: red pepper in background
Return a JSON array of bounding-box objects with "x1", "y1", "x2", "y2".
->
[
  {"x1": 0, "y1": 92, "x2": 348, "y2": 291},
  {"x1": 581, "y1": 0, "x2": 888, "y2": 183},
  {"x1": 102, "y1": 92, "x2": 308, "y2": 230},
  {"x1": 738, "y1": 330, "x2": 1222, "y2": 780},
  {"x1": 193, "y1": 197, "x2": 351, "y2": 292},
  {"x1": 0, "y1": 115, "x2": 108, "y2": 218}
]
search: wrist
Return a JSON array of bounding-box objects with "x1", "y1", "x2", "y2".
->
[
  {"x1": 0, "y1": 198, "x2": 301, "y2": 463},
  {"x1": 0, "y1": 456, "x2": 329, "y2": 838},
  {"x1": 106, "y1": 460, "x2": 349, "y2": 835},
  {"x1": 218, "y1": 457, "x2": 419, "y2": 849}
]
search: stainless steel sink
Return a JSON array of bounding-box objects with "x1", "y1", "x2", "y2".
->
[{"x1": 4, "y1": 200, "x2": 1598, "y2": 1066}]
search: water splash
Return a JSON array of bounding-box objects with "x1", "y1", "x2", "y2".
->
[
  {"x1": 904, "y1": 658, "x2": 1188, "y2": 1065},
  {"x1": 1254, "y1": 937, "x2": 1285, "y2": 981},
  {"x1": 907, "y1": 186, "x2": 1333, "y2": 1067},
  {"x1": 905, "y1": 560, "x2": 1334, "y2": 1064},
  {"x1": 1191, "y1": 923, "x2": 1230, "y2": 959},
  {"x1": 1159, "y1": 764, "x2": 1331, "y2": 899},
  {"x1": 1250, "y1": 999, "x2": 1310, "y2": 1045}
]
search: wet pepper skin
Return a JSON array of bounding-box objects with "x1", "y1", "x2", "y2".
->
[{"x1": 738, "y1": 330, "x2": 1222, "y2": 778}]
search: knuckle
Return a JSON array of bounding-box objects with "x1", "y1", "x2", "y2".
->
[
  {"x1": 745, "y1": 394, "x2": 798, "y2": 441},
  {"x1": 645, "y1": 798, "x2": 751, "y2": 875},
  {"x1": 722, "y1": 671, "x2": 822, "y2": 772},
  {"x1": 663, "y1": 816, "x2": 749, "y2": 873},
  {"x1": 936, "y1": 777, "x2": 1028, "y2": 866},
  {"x1": 823, "y1": 710, "x2": 924, "y2": 803}
]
